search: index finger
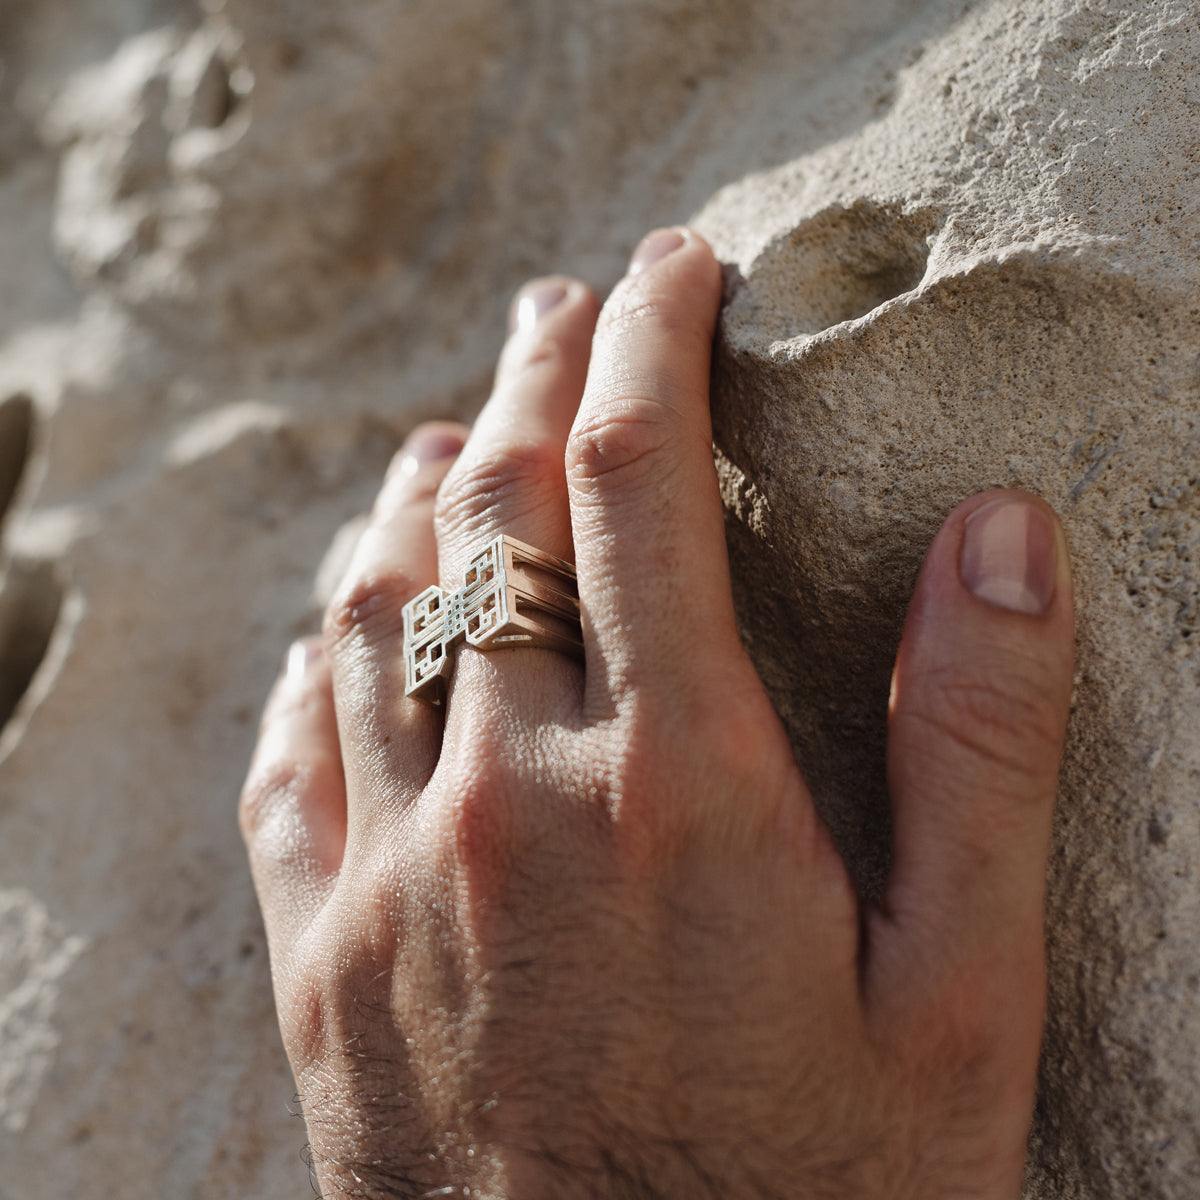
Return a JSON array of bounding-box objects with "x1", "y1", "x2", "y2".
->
[{"x1": 566, "y1": 228, "x2": 733, "y2": 702}]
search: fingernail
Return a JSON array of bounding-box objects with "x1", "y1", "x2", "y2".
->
[
  {"x1": 961, "y1": 498, "x2": 1058, "y2": 615},
  {"x1": 286, "y1": 639, "x2": 323, "y2": 683},
  {"x1": 628, "y1": 227, "x2": 686, "y2": 275},
  {"x1": 395, "y1": 424, "x2": 466, "y2": 479},
  {"x1": 511, "y1": 280, "x2": 568, "y2": 333}
]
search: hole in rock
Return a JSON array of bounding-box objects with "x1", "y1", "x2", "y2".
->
[
  {"x1": 0, "y1": 393, "x2": 33, "y2": 524},
  {"x1": 743, "y1": 201, "x2": 937, "y2": 341},
  {"x1": 0, "y1": 558, "x2": 64, "y2": 732},
  {"x1": 199, "y1": 56, "x2": 236, "y2": 129}
]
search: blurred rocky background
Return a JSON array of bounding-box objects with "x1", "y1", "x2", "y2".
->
[{"x1": 0, "y1": 1, "x2": 1195, "y2": 1195}]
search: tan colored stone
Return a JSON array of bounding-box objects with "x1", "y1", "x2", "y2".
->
[
  {"x1": 0, "y1": 0, "x2": 1195, "y2": 1195},
  {"x1": 700, "y1": 5, "x2": 1200, "y2": 1194}
]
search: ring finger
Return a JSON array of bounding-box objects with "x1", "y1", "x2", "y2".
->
[
  {"x1": 433, "y1": 277, "x2": 601, "y2": 723},
  {"x1": 323, "y1": 423, "x2": 467, "y2": 819}
]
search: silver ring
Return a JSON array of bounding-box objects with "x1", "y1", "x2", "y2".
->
[{"x1": 402, "y1": 534, "x2": 583, "y2": 704}]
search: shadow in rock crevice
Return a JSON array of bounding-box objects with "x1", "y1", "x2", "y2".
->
[
  {"x1": 0, "y1": 557, "x2": 64, "y2": 733},
  {"x1": 0, "y1": 393, "x2": 34, "y2": 526},
  {"x1": 0, "y1": 392, "x2": 65, "y2": 738}
]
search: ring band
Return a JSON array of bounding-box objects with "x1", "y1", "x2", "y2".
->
[{"x1": 403, "y1": 534, "x2": 583, "y2": 704}]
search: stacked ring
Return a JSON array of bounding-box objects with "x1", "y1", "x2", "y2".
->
[{"x1": 402, "y1": 534, "x2": 583, "y2": 704}]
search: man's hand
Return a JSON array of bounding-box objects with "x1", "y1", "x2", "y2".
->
[{"x1": 240, "y1": 228, "x2": 1074, "y2": 1199}]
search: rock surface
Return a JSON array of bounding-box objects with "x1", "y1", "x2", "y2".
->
[{"x1": 0, "y1": 0, "x2": 1195, "y2": 1196}]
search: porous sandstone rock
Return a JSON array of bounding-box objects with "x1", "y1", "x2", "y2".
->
[{"x1": 0, "y1": 1, "x2": 1195, "y2": 1196}]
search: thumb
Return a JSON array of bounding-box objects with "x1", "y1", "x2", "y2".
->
[{"x1": 877, "y1": 489, "x2": 1074, "y2": 987}]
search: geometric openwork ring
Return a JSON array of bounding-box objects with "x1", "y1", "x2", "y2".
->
[{"x1": 402, "y1": 534, "x2": 582, "y2": 704}]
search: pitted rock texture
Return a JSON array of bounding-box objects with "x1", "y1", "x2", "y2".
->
[
  {"x1": 0, "y1": 1, "x2": 1195, "y2": 1196},
  {"x1": 700, "y1": 7, "x2": 1200, "y2": 1194}
]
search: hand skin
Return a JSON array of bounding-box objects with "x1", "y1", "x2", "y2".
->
[{"x1": 240, "y1": 228, "x2": 1075, "y2": 1200}]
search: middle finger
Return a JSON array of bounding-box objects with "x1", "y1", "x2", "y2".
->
[{"x1": 434, "y1": 277, "x2": 600, "y2": 724}]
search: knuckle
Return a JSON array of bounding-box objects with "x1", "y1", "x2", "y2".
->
[
  {"x1": 912, "y1": 991, "x2": 992, "y2": 1083},
  {"x1": 905, "y1": 955, "x2": 1025, "y2": 1081},
  {"x1": 598, "y1": 283, "x2": 715, "y2": 351},
  {"x1": 574, "y1": 710, "x2": 676, "y2": 859},
  {"x1": 508, "y1": 330, "x2": 571, "y2": 378},
  {"x1": 599, "y1": 292, "x2": 669, "y2": 336},
  {"x1": 690, "y1": 687, "x2": 777, "y2": 777},
  {"x1": 433, "y1": 440, "x2": 563, "y2": 534},
  {"x1": 907, "y1": 664, "x2": 1064, "y2": 789},
  {"x1": 238, "y1": 760, "x2": 305, "y2": 841},
  {"x1": 274, "y1": 963, "x2": 329, "y2": 1080},
  {"x1": 599, "y1": 291, "x2": 685, "y2": 340},
  {"x1": 446, "y1": 775, "x2": 516, "y2": 890},
  {"x1": 427, "y1": 737, "x2": 527, "y2": 899},
  {"x1": 619, "y1": 692, "x2": 786, "y2": 847},
  {"x1": 281, "y1": 907, "x2": 400, "y2": 1079},
  {"x1": 566, "y1": 400, "x2": 675, "y2": 488},
  {"x1": 323, "y1": 564, "x2": 418, "y2": 648}
]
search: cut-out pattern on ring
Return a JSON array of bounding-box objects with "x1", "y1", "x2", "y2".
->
[{"x1": 403, "y1": 535, "x2": 582, "y2": 704}]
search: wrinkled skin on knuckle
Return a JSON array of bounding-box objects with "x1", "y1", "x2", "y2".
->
[
  {"x1": 434, "y1": 439, "x2": 565, "y2": 537},
  {"x1": 585, "y1": 690, "x2": 788, "y2": 862},
  {"x1": 274, "y1": 945, "x2": 335, "y2": 1081},
  {"x1": 410, "y1": 728, "x2": 580, "y2": 953},
  {"x1": 883, "y1": 947, "x2": 1042, "y2": 1157},
  {"x1": 429, "y1": 730, "x2": 632, "y2": 940},
  {"x1": 503, "y1": 330, "x2": 571, "y2": 379},
  {"x1": 296, "y1": 893, "x2": 396, "y2": 1026},
  {"x1": 597, "y1": 288, "x2": 699, "y2": 344},
  {"x1": 238, "y1": 760, "x2": 298, "y2": 842},
  {"x1": 423, "y1": 722, "x2": 635, "y2": 942},
  {"x1": 905, "y1": 661, "x2": 1065, "y2": 794},
  {"x1": 433, "y1": 762, "x2": 521, "y2": 910},
  {"x1": 596, "y1": 290, "x2": 669, "y2": 335},
  {"x1": 323, "y1": 565, "x2": 417, "y2": 651},
  {"x1": 562, "y1": 708, "x2": 673, "y2": 840},
  {"x1": 596, "y1": 279, "x2": 720, "y2": 366},
  {"x1": 239, "y1": 758, "x2": 339, "y2": 857},
  {"x1": 565, "y1": 401, "x2": 677, "y2": 493}
]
